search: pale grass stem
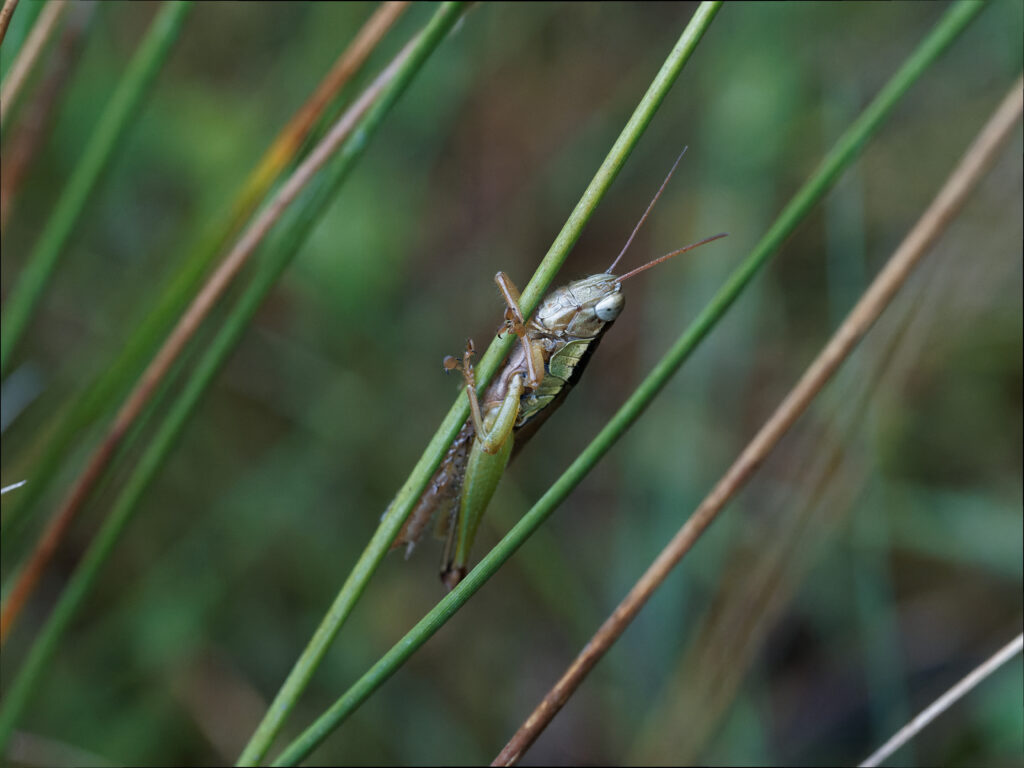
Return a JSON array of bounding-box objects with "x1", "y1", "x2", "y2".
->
[
  {"x1": 1, "y1": 1, "x2": 92, "y2": 228},
  {"x1": 0, "y1": 0, "x2": 68, "y2": 130},
  {"x1": 861, "y1": 632, "x2": 1024, "y2": 767},
  {"x1": 1, "y1": 480, "x2": 27, "y2": 495},
  {"x1": 0, "y1": 0, "x2": 19, "y2": 45}
]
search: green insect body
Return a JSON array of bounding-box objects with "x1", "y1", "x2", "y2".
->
[
  {"x1": 390, "y1": 154, "x2": 726, "y2": 589},
  {"x1": 391, "y1": 271, "x2": 625, "y2": 589}
]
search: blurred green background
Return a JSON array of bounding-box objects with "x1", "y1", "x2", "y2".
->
[{"x1": 1, "y1": 2, "x2": 1021, "y2": 765}]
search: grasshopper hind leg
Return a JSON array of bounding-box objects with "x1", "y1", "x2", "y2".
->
[
  {"x1": 440, "y1": 372, "x2": 524, "y2": 590},
  {"x1": 391, "y1": 421, "x2": 473, "y2": 556}
]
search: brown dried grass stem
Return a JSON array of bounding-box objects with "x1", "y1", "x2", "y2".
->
[
  {"x1": 1, "y1": 3, "x2": 91, "y2": 229},
  {"x1": 0, "y1": 31, "x2": 415, "y2": 645},
  {"x1": 0, "y1": 0, "x2": 68, "y2": 130},
  {"x1": 0, "y1": 0, "x2": 19, "y2": 46},
  {"x1": 232, "y1": 1, "x2": 409, "y2": 228},
  {"x1": 493, "y1": 76, "x2": 1024, "y2": 767}
]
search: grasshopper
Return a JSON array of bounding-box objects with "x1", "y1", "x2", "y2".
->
[{"x1": 393, "y1": 153, "x2": 726, "y2": 589}]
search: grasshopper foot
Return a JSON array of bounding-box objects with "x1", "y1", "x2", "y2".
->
[
  {"x1": 442, "y1": 340, "x2": 476, "y2": 383},
  {"x1": 441, "y1": 564, "x2": 467, "y2": 591}
]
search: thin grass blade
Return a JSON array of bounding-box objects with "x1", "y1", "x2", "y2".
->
[
  {"x1": 0, "y1": 1, "x2": 192, "y2": 376},
  {"x1": 861, "y1": 633, "x2": 1024, "y2": 767}
]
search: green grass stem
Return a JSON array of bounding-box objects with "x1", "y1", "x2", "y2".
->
[
  {"x1": 1, "y1": 4, "x2": 396, "y2": 539},
  {"x1": 0, "y1": 1, "x2": 192, "y2": 377},
  {"x1": 238, "y1": 4, "x2": 723, "y2": 765},
  {"x1": 0, "y1": 1, "x2": 466, "y2": 753},
  {"x1": 1, "y1": 228, "x2": 225, "y2": 539},
  {"x1": 268, "y1": 3, "x2": 985, "y2": 764}
]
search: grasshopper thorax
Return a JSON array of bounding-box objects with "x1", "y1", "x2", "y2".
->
[{"x1": 533, "y1": 273, "x2": 623, "y2": 339}]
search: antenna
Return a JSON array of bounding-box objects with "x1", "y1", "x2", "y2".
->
[
  {"x1": 616, "y1": 232, "x2": 728, "y2": 283},
  {"x1": 605, "y1": 147, "x2": 688, "y2": 275}
]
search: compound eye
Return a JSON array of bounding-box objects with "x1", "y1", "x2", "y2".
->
[{"x1": 595, "y1": 292, "x2": 624, "y2": 322}]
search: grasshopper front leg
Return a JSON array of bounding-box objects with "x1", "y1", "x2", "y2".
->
[{"x1": 495, "y1": 271, "x2": 545, "y2": 390}]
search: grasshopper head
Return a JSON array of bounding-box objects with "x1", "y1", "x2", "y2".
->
[{"x1": 534, "y1": 273, "x2": 623, "y2": 338}]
